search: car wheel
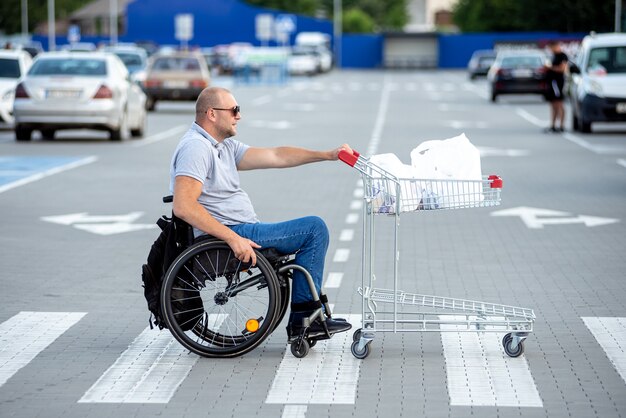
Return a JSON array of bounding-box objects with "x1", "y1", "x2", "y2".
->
[
  {"x1": 131, "y1": 113, "x2": 146, "y2": 138},
  {"x1": 581, "y1": 120, "x2": 592, "y2": 133},
  {"x1": 577, "y1": 112, "x2": 592, "y2": 133},
  {"x1": 110, "y1": 109, "x2": 129, "y2": 141},
  {"x1": 146, "y1": 97, "x2": 156, "y2": 111},
  {"x1": 41, "y1": 129, "x2": 55, "y2": 140},
  {"x1": 572, "y1": 112, "x2": 580, "y2": 131},
  {"x1": 15, "y1": 125, "x2": 32, "y2": 141}
]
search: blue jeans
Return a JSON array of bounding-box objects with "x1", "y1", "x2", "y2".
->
[{"x1": 228, "y1": 216, "x2": 329, "y2": 304}]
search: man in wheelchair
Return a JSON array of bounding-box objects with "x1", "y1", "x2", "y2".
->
[{"x1": 169, "y1": 86, "x2": 352, "y2": 346}]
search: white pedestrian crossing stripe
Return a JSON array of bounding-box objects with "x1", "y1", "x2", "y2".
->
[
  {"x1": 266, "y1": 314, "x2": 361, "y2": 404},
  {"x1": 79, "y1": 327, "x2": 199, "y2": 403},
  {"x1": 0, "y1": 311, "x2": 86, "y2": 387},
  {"x1": 440, "y1": 316, "x2": 543, "y2": 407},
  {"x1": 582, "y1": 317, "x2": 626, "y2": 385}
]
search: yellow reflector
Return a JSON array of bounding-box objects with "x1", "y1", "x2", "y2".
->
[{"x1": 246, "y1": 319, "x2": 259, "y2": 333}]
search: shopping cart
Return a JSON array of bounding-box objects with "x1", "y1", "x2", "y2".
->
[{"x1": 338, "y1": 149, "x2": 535, "y2": 359}]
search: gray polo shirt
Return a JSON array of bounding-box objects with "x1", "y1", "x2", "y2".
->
[{"x1": 170, "y1": 123, "x2": 258, "y2": 234}]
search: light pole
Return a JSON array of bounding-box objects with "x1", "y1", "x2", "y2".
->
[
  {"x1": 21, "y1": 0, "x2": 28, "y2": 41},
  {"x1": 616, "y1": 0, "x2": 623, "y2": 32},
  {"x1": 48, "y1": 0, "x2": 55, "y2": 51},
  {"x1": 334, "y1": 0, "x2": 342, "y2": 69},
  {"x1": 110, "y1": 0, "x2": 118, "y2": 46}
]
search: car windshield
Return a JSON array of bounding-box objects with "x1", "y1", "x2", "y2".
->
[
  {"x1": 115, "y1": 52, "x2": 144, "y2": 67},
  {"x1": 0, "y1": 58, "x2": 21, "y2": 78},
  {"x1": 29, "y1": 58, "x2": 107, "y2": 76},
  {"x1": 500, "y1": 55, "x2": 543, "y2": 68},
  {"x1": 152, "y1": 57, "x2": 200, "y2": 71},
  {"x1": 587, "y1": 46, "x2": 626, "y2": 74}
]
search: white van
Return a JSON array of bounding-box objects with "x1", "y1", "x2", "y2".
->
[
  {"x1": 569, "y1": 32, "x2": 626, "y2": 133},
  {"x1": 294, "y1": 32, "x2": 333, "y2": 72}
]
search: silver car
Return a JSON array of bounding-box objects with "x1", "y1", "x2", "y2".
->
[{"x1": 13, "y1": 51, "x2": 146, "y2": 141}]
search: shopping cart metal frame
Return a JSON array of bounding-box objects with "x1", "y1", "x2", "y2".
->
[{"x1": 339, "y1": 150, "x2": 536, "y2": 359}]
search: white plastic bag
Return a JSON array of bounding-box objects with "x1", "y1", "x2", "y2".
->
[
  {"x1": 369, "y1": 154, "x2": 422, "y2": 213},
  {"x1": 410, "y1": 133, "x2": 482, "y2": 208}
]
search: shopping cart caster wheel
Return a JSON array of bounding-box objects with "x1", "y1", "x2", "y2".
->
[
  {"x1": 353, "y1": 329, "x2": 362, "y2": 342},
  {"x1": 291, "y1": 339, "x2": 310, "y2": 358},
  {"x1": 502, "y1": 333, "x2": 524, "y2": 358},
  {"x1": 351, "y1": 340, "x2": 370, "y2": 359},
  {"x1": 308, "y1": 338, "x2": 317, "y2": 348}
]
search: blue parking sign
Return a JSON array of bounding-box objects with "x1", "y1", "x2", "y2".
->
[
  {"x1": 275, "y1": 14, "x2": 296, "y2": 34},
  {"x1": 68, "y1": 25, "x2": 81, "y2": 43}
]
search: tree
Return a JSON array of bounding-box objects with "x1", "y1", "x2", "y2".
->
[
  {"x1": 343, "y1": 8, "x2": 375, "y2": 33},
  {"x1": 0, "y1": 0, "x2": 92, "y2": 35},
  {"x1": 245, "y1": 0, "x2": 409, "y2": 33},
  {"x1": 453, "y1": 0, "x2": 617, "y2": 33}
]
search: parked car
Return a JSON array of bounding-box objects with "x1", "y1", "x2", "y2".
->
[
  {"x1": 288, "y1": 49, "x2": 318, "y2": 76},
  {"x1": 104, "y1": 45, "x2": 148, "y2": 84},
  {"x1": 59, "y1": 42, "x2": 97, "y2": 52},
  {"x1": 0, "y1": 49, "x2": 33, "y2": 125},
  {"x1": 467, "y1": 49, "x2": 496, "y2": 79},
  {"x1": 568, "y1": 32, "x2": 626, "y2": 133},
  {"x1": 13, "y1": 51, "x2": 146, "y2": 141},
  {"x1": 488, "y1": 50, "x2": 550, "y2": 102},
  {"x1": 142, "y1": 51, "x2": 210, "y2": 111}
]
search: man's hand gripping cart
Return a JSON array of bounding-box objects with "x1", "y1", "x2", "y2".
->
[{"x1": 338, "y1": 150, "x2": 536, "y2": 359}]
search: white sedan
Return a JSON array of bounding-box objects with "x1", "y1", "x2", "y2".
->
[
  {"x1": 13, "y1": 51, "x2": 146, "y2": 141},
  {"x1": 288, "y1": 50, "x2": 319, "y2": 76},
  {"x1": 0, "y1": 49, "x2": 33, "y2": 125}
]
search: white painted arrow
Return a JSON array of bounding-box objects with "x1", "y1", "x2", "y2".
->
[
  {"x1": 41, "y1": 212, "x2": 157, "y2": 235},
  {"x1": 41, "y1": 212, "x2": 145, "y2": 225},
  {"x1": 491, "y1": 206, "x2": 619, "y2": 229}
]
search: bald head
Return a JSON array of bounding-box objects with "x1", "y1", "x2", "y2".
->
[{"x1": 195, "y1": 87, "x2": 232, "y2": 122}]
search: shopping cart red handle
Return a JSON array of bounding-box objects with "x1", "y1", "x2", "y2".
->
[
  {"x1": 338, "y1": 149, "x2": 360, "y2": 167},
  {"x1": 489, "y1": 175, "x2": 503, "y2": 189}
]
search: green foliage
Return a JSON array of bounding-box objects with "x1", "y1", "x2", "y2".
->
[
  {"x1": 453, "y1": 0, "x2": 617, "y2": 33},
  {"x1": 0, "y1": 0, "x2": 92, "y2": 35},
  {"x1": 343, "y1": 7, "x2": 375, "y2": 33},
  {"x1": 249, "y1": 0, "x2": 409, "y2": 33},
  {"x1": 245, "y1": 0, "x2": 318, "y2": 16}
]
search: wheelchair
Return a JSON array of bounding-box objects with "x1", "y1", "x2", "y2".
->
[{"x1": 159, "y1": 196, "x2": 340, "y2": 358}]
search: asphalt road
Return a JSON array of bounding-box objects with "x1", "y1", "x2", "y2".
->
[{"x1": 1, "y1": 70, "x2": 625, "y2": 418}]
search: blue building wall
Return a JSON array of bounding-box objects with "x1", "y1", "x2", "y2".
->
[
  {"x1": 125, "y1": 0, "x2": 332, "y2": 47},
  {"x1": 30, "y1": 0, "x2": 585, "y2": 69},
  {"x1": 438, "y1": 32, "x2": 585, "y2": 68},
  {"x1": 342, "y1": 34, "x2": 383, "y2": 68}
]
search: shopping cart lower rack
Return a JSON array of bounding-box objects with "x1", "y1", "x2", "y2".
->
[{"x1": 338, "y1": 149, "x2": 536, "y2": 359}]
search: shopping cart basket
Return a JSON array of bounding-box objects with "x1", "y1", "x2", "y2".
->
[{"x1": 338, "y1": 149, "x2": 535, "y2": 359}]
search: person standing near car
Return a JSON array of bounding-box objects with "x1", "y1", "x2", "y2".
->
[{"x1": 545, "y1": 41, "x2": 569, "y2": 133}]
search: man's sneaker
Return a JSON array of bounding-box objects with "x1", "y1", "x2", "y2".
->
[{"x1": 287, "y1": 317, "x2": 352, "y2": 339}]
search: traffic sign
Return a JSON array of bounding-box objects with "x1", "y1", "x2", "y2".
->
[
  {"x1": 256, "y1": 13, "x2": 274, "y2": 42},
  {"x1": 175, "y1": 14, "x2": 194, "y2": 42},
  {"x1": 275, "y1": 14, "x2": 296, "y2": 34},
  {"x1": 68, "y1": 25, "x2": 81, "y2": 44}
]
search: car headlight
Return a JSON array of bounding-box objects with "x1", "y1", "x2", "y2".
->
[
  {"x1": 583, "y1": 78, "x2": 604, "y2": 97},
  {"x1": 1, "y1": 89, "x2": 14, "y2": 102}
]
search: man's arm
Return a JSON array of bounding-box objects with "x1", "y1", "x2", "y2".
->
[
  {"x1": 173, "y1": 175, "x2": 260, "y2": 265},
  {"x1": 237, "y1": 144, "x2": 352, "y2": 171}
]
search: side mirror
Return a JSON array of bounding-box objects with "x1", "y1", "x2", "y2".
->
[{"x1": 569, "y1": 63, "x2": 581, "y2": 74}]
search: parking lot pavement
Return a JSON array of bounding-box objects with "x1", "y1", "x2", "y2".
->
[{"x1": 0, "y1": 70, "x2": 625, "y2": 418}]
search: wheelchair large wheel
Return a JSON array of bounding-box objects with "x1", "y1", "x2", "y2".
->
[
  {"x1": 272, "y1": 271, "x2": 291, "y2": 333},
  {"x1": 161, "y1": 240, "x2": 280, "y2": 357}
]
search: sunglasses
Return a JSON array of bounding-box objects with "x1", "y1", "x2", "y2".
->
[{"x1": 212, "y1": 106, "x2": 241, "y2": 116}]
